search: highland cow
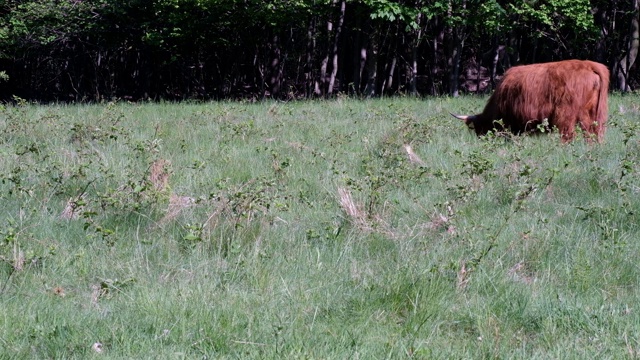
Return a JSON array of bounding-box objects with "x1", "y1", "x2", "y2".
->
[{"x1": 451, "y1": 60, "x2": 609, "y2": 142}]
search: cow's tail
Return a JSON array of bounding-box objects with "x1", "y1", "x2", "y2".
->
[{"x1": 593, "y1": 63, "x2": 610, "y2": 142}]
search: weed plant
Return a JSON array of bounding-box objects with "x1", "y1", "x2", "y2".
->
[{"x1": 1, "y1": 95, "x2": 640, "y2": 358}]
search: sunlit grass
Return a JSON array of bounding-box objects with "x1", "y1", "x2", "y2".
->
[{"x1": 0, "y1": 95, "x2": 639, "y2": 357}]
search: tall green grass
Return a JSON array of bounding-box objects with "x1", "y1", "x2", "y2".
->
[{"x1": 1, "y1": 95, "x2": 640, "y2": 358}]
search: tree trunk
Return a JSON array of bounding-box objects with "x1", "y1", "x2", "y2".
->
[
  {"x1": 305, "y1": 18, "x2": 316, "y2": 98},
  {"x1": 447, "y1": 38, "x2": 463, "y2": 97},
  {"x1": 592, "y1": 1, "x2": 613, "y2": 64},
  {"x1": 428, "y1": 25, "x2": 445, "y2": 96},
  {"x1": 268, "y1": 35, "x2": 282, "y2": 98},
  {"x1": 379, "y1": 22, "x2": 398, "y2": 94},
  {"x1": 327, "y1": 0, "x2": 345, "y2": 95},
  {"x1": 475, "y1": 52, "x2": 481, "y2": 94},
  {"x1": 410, "y1": 44, "x2": 419, "y2": 95},
  {"x1": 382, "y1": 56, "x2": 397, "y2": 93},
  {"x1": 489, "y1": 44, "x2": 505, "y2": 88},
  {"x1": 446, "y1": 0, "x2": 466, "y2": 97},
  {"x1": 352, "y1": 10, "x2": 364, "y2": 95},
  {"x1": 317, "y1": 15, "x2": 333, "y2": 96},
  {"x1": 614, "y1": 0, "x2": 639, "y2": 92},
  {"x1": 354, "y1": 44, "x2": 367, "y2": 95},
  {"x1": 363, "y1": 35, "x2": 378, "y2": 97},
  {"x1": 409, "y1": 13, "x2": 423, "y2": 96}
]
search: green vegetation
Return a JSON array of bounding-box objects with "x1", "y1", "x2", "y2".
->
[
  {"x1": 1, "y1": 96, "x2": 640, "y2": 358},
  {"x1": 1, "y1": 0, "x2": 633, "y2": 100}
]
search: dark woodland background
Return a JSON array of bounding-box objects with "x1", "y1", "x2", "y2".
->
[{"x1": 0, "y1": 0, "x2": 638, "y2": 102}]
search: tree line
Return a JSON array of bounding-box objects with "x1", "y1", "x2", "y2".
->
[{"x1": 0, "y1": 0, "x2": 638, "y2": 102}]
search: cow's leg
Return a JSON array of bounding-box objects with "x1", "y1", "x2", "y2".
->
[
  {"x1": 579, "y1": 87, "x2": 604, "y2": 143},
  {"x1": 578, "y1": 110, "x2": 599, "y2": 143},
  {"x1": 554, "y1": 111, "x2": 576, "y2": 143},
  {"x1": 558, "y1": 123, "x2": 576, "y2": 142}
]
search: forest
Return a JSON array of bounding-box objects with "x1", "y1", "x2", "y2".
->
[{"x1": 0, "y1": 0, "x2": 638, "y2": 102}]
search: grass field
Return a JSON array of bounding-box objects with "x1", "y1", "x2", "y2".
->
[{"x1": 1, "y1": 95, "x2": 640, "y2": 358}]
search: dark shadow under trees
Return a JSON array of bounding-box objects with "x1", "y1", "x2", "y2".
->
[{"x1": 0, "y1": 0, "x2": 635, "y2": 102}]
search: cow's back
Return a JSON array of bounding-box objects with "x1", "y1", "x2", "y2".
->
[{"x1": 490, "y1": 63, "x2": 554, "y2": 131}]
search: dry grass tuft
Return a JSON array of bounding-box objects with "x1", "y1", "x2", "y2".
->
[
  {"x1": 337, "y1": 187, "x2": 399, "y2": 238},
  {"x1": 338, "y1": 187, "x2": 370, "y2": 232},
  {"x1": 90, "y1": 284, "x2": 104, "y2": 307},
  {"x1": 149, "y1": 159, "x2": 171, "y2": 191},
  {"x1": 403, "y1": 144, "x2": 425, "y2": 165},
  {"x1": 508, "y1": 261, "x2": 536, "y2": 284},
  {"x1": 13, "y1": 247, "x2": 25, "y2": 272},
  {"x1": 202, "y1": 197, "x2": 231, "y2": 233},
  {"x1": 426, "y1": 213, "x2": 449, "y2": 231},
  {"x1": 156, "y1": 194, "x2": 196, "y2": 227},
  {"x1": 287, "y1": 141, "x2": 313, "y2": 152},
  {"x1": 148, "y1": 158, "x2": 198, "y2": 228},
  {"x1": 53, "y1": 286, "x2": 66, "y2": 297},
  {"x1": 268, "y1": 103, "x2": 280, "y2": 116},
  {"x1": 408, "y1": 202, "x2": 456, "y2": 238},
  {"x1": 60, "y1": 195, "x2": 85, "y2": 220},
  {"x1": 457, "y1": 261, "x2": 470, "y2": 289}
]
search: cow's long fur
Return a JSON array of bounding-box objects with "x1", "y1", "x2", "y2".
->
[{"x1": 455, "y1": 60, "x2": 609, "y2": 142}]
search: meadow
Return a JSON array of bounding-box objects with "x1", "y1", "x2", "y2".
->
[{"x1": 1, "y1": 95, "x2": 640, "y2": 358}]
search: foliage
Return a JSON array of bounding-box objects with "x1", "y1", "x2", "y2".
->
[
  {"x1": 0, "y1": 0, "x2": 627, "y2": 101},
  {"x1": 0, "y1": 97, "x2": 640, "y2": 357},
  {"x1": 507, "y1": 0, "x2": 598, "y2": 38}
]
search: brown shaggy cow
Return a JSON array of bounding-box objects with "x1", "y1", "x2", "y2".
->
[{"x1": 452, "y1": 60, "x2": 609, "y2": 142}]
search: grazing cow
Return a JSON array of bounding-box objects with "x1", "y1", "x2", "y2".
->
[{"x1": 451, "y1": 60, "x2": 609, "y2": 142}]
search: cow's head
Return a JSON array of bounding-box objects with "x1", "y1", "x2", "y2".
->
[
  {"x1": 450, "y1": 113, "x2": 475, "y2": 127},
  {"x1": 450, "y1": 113, "x2": 493, "y2": 135}
]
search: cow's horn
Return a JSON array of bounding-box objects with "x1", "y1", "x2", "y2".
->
[{"x1": 450, "y1": 112, "x2": 470, "y2": 121}]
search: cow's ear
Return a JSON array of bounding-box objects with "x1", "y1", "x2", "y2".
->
[{"x1": 467, "y1": 119, "x2": 475, "y2": 129}]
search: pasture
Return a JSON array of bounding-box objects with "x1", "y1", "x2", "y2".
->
[{"x1": 1, "y1": 96, "x2": 640, "y2": 358}]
